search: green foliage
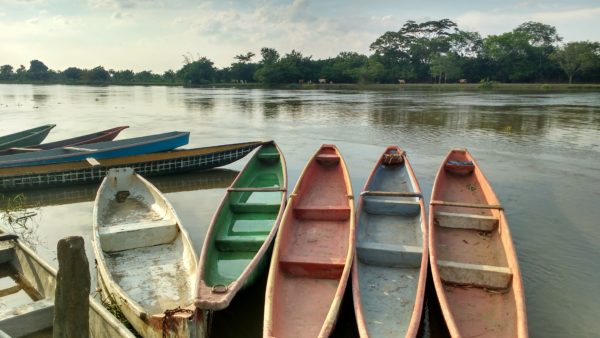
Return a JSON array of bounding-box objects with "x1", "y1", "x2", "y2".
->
[
  {"x1": 0, "y1": 65, "x2": 14, "y2": 80},
  {"x1": 27, "y1": 59, "x2": 50, "y2": 81},
  {"x1": 177, "y1": 56, "x2": 215, "y2": 85},
  {"x1": 551, "y1": 41, "x2": 600, "y2": 84}
]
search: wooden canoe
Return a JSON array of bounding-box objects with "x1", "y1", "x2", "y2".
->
[
  {"x1": 195, "y1": 141, "x2": 287, "y2": 310},
  {"x1": 92, "y1": 168, "x2": 203, "y2": 337},
  {"x1": 0, "y1": 124, "x2": 56, "y2": 150},
  {"x1": 264, "y1": 144, "x2": 354, "y2": 338},
  {"x1": 0, "y1": 140, "x2": 262, "y2": 191},
  {"x1": 429, "y1": 148, "x2": 527, "y2": 337},
  {"x1": 0, "y1": 131, "x2": 189, "y2": 168},
  {"x1": 352, "y1": 146, "x2": 428, "y2": 338},
  {"x1": 0, "y1": 229, "x2": 135, "y2": 338},
  {"x1": 0, "y1": 126, "x2": 129, "y2": 156}
]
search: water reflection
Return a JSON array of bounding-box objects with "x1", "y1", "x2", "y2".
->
[
  {"x1": 183, "y1": 96, "x2": 215, "y2": 112},
  {"x1": 1, "y1": 169, "x2": 238, "y2": 208}
]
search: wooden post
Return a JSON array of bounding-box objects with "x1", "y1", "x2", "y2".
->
[{"x1": 53, "y1": 236, "x2": 90, "y2": 338}]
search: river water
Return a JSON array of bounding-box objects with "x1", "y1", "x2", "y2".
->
[{"x1": 0, "y1": 84, "x2": 599, "y2": 337}]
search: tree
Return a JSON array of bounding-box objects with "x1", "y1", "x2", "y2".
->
[
  {"x1": 514, "y1": 21, "x2": 562, "y2": 80},
  {"x1": 234, "y1": 52, "x2": 256, "y2": 63},
  {"x1": 111, "y1": 69, "x2": 135, "y2": 83},
  {"x1": 162, "y1": 70, "x2": 177, "y2": 83},
  {"x1": 27, "y1": 59, "x2": 49, "y2": 81},
  {"x1": 177, "y1": 56, "x2": 215, "y2": 85},
  {"x1": 62, "y1": 67, "x2": 83, "y2": 81},
  {"x1": 0, "y1": 65, "x2": 14, "y2": 80},
  {"x1": 551, "y1": 41, "x2": 599, "y2": 84},
  {"x1": 87, "y1": 66, "x2": 110, "y2": 83},
  {"x1": 483, "y1": 31, "x2": 537, "y2": 82},
  {"x1": 430, "y1": 53, "x2": 461, "y2": 83}
]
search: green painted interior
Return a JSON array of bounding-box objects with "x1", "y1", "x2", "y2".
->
[{"x1": 205, "y1": 143, "x2": 284, "y2": 287}]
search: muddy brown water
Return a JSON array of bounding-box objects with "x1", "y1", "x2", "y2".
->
[{"x1": 1, "y1": 84, "x2": 599, "y2": 337}]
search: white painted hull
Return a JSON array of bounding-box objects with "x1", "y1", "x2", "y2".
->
[{"x1": 92, "y1": 168, "x2": 203, "y2": 338}]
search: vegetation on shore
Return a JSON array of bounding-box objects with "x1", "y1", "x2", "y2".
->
[{"x1": 1, "y1": 19, "x2": 599, "y2": 87}]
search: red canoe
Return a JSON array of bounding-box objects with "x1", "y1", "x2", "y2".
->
[
  {"x1": 429, "y1": 148, "x2": 527, "y2": 337},
  {"x1": 264, "y1": 144, "x2": 355, "y2": 338},
  {"x1": 0, "y1": 126, "x2": 128, "y2": 155}
]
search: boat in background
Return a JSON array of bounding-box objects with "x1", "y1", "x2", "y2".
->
[
  {"x1": 196, "y1": 141, "x2": 287, "y2": 310},
  {"x1": 429, "y1": 148, "x2": 527, "y2": 337},
  {"x1": 0, "y1": 126, "x2": 129, "y2": 156},
  {"x1": 352, "y1": 146, "x2": 427, "y2": 338},
  {"x1": 0, "y1": 131, "x2": 189, "y2": 168},
  {"x1": 0, "y1": 228, "x2": 135, "y2": 338},
  {"x1": 0, "y1": 124, "x2": 56, "y2": 150},
  {"x1": 0, "y1": 140, "x2": 262, "y2": 191},
  {"x1": 92, "y1": 168, "x2": 203, "y2": 337},
  {"x1": 264, "y1": 144, "x2": 354, "y2": 338}
]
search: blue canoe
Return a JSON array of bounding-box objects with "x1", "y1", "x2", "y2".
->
[
  {"x1": 0, "y1": 124, "x2": 56, "y2": 150},
  {"x1": 0, "y1": 131, "x2": 189, "y2": 168}
]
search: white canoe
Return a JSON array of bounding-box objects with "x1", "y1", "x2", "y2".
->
[
  {"x1": 0, "y1": 229, "x2": 135, "y2": 338},
  {"x1": 92, "y1": 168, "x2": 202, "y2": 338}
]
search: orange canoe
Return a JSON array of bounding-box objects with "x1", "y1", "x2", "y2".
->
[
  {"x1": 429, "y1": 148, "x2": 527, "y2": 337},
  {"x1": 352, "y1": 146, "x2": 428, "y2": 337},
  {"x1": 264, "y1": 144, "x2": 355, "y2": 338}
]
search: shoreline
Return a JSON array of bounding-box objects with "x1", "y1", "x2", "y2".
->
[{"x1": 2, "y1": 81, "x2": 600, "y2": 91}]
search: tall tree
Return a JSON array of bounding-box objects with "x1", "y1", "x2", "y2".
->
[
  {"x1": 551, "y1": 41, "x2": 599, "y2": 84},
  {"x1": 177, "y1": 56, "x2": 215, "y2": 85},
  {"x1": 514, "y1": 21, "x2": 562, "y2": 80},
  {"x1": 0, "y1": 65, "x2": 14, "y2": 80},
  {"x1": 27, "y1": 59, "x2": 49, "y2": 80}
]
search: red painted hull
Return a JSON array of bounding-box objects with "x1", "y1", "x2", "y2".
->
[
  {"x1": 264, "y1": 144, "x2": 354, "y2": 338},
  {"x1": 429, "y1": 149, "x2": 527, "y2": 337}
]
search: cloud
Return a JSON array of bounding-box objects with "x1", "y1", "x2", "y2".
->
[{"x1": 532, "y1": 7, "x2": 600, "y2": 22}]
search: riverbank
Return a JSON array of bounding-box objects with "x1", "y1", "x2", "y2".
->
[{"x1": 2, "y1": 81, "x2": 600, "y2": 91}]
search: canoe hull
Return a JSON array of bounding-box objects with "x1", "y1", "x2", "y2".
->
[
  {"x1": 264, "y1": 144, "x2": 354, "y2": 338},
  {"x1": 352, "y1": 146, "x2": 428, "y2": 338},
  {"x1": 196, "y1": 141, "x2": 287, "y2": 310},
  {"x1": 0, "y1": 131, "x2": 189, "y2": 168},
  {"x1": 0, "y1": 231, "x2": 135, "y2": 338},
  {"x1": 0, "y1": 141, "x2": 261, "y2": 191},
  {"x1": 0, "y1": 124, "x2": 56, "y2": 150},
  {"x1": 92, "y1": 168, "x2": 203, "y2": 337},
  {"x1": 429, "y1": 149, "x2": 527, "y2": 338},
  {"x1": 0, "y1": 126, "x2": 129, "y2": 155}
]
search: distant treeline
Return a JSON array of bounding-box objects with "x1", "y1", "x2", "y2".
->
[{"x1": 1, "y1": 19, "x2": 600, "y2": 86}]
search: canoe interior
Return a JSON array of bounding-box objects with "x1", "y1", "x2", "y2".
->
[
  {"x1": 431, "y1": 149, "x2": 525, "y2": 337},
  {"x1": 203, "y1": 143, "x2": 285, "y2": 288},
  {"x1": 0, "y1": 125, "x2": 55, "y2": 150},
  {"x1": 355, "y1": 147, "x2": 425, "y2": 337},
  {"x1": 95, "y1": 168, "x2": 196, "y2": 316},
  {"x1": 269, "y1": 145, "x2": 352, "y2": 338}
]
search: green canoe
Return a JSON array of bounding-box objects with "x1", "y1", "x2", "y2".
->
[
  {"x1": 0, "y1": 124, "x2": 56, "y2": 150},
  {"x1": 195, "y1": 141, "x2": 287, "y2": 310}
]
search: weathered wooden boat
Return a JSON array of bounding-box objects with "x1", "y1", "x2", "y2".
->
[
  {"x1": 264, "y1": 144, "x2": 354, "y2": 338},
  {"x1": 0, "y1": 229, "x2": 135, "y2": 338},
  {"x1": 0, "y1": 131, "x2": 189, "y2": 168},
  {"x1": 0, "y1": 140, "x2": 262, "y2": 191},
  {"x1": 429, "y1": 148, "x2": 527, "y2": 337},
  {"x1": 196, "y1": 142, "x2": 287, "y2": 310},
  {"x1": 0, "y1": 124, "x2": 56, "y2": 150},
  {"x1": 352, "y1": 146, "x2": 428, "y2": 338},
  {"x1": 0, "y1": 126, "x2": 129, "y2": 156},
  {"x1": 92, "y1": 168, "x2": 203, "y2": 337}
]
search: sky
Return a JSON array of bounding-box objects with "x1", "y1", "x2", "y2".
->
[{"x1": 1, "y1": 0, "x2": 599, "y2": 73}]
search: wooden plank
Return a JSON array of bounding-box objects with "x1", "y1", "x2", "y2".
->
[
  {"x1": 86, "y1": 157, "x2": 100, "y2": 166},
  {"x1": 0, "y1": 299, "x2": 54, "y2": 337},
  {"x1": 434, "y1": 211, "x2": 498, "y2": 231},
  {"x1": 437, "y1": 260, "x2": 512, "y2": 289},
  {"x1": 357, "y1": 242, "x2": 422, "y2": 268},
  {"x1": 430, "y1": 200, "x2": 503, "y2": 210},
  {"x1": 227, "y1": 187, "x2": 286, "y2": 192},
  {"x1": 361, "y1": 191, "x2": 422, "y2": 198}
]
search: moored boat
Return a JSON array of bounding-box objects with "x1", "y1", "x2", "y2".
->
[
  {"x1": 429, "y1": 148, "x2": 527, "y2": 337},
  {"x1": 352, "y1": 146, "x2": 428, "y2": 338},
  {"x1": 0, "y1": 131, "x2": 189, "y2": 168},
  {"x1": 0, "y1": 140, "x2": 262, "y2": 191},
  {"x1": 0, "y1": 124, "x2": 56, "y2": 150},
  {"x1": 264, "y1": 144, "x2": 354, "y2": 338},
  {"x1": 0, "y1": 229, "x2": 135, "y2": 338},
  {"x1": 0, "y1": 126, "x2": 129, "y2": 156},
  {"x1": 92, "y1": 168, "x2": 203, "y2": 337},
  {"x1": 195, "y1": 141, "x2": 287, "y2": 310}
]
